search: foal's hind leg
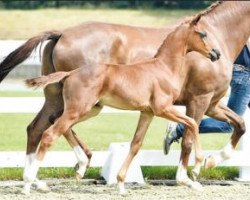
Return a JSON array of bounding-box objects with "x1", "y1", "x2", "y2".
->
[
  {"x1": 23, "y1": 104, "x2": 97, "y2": 194},
  {"x1": 50, "y1": 104, "x2": 103, "y2": 179},
  {"x1": 64, "y1": 105, "x2": 103, "y2": 180},
  {"x1": 23, "y1": 80, "x2": 100, "y2": 195},
  {"x1": 204, "y1": 103, "x2": 246, "y2": 168}
]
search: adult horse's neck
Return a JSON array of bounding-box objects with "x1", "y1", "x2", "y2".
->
[
  {"x1": 154, "y1": 25, "x2": 189, "y2": 74},
  {"x1": 200, "y1": 1, "x2": 250, "y2": 62}
]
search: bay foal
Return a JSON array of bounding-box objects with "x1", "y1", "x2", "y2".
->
[{"x1": 24, "y1": 15, "x2": 219, "y2": 194}]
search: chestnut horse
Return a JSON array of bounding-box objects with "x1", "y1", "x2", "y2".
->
[
  {"x1": 0, "y1": 0, "x2": 249, "y2": 193},
  {"x1": 25, "y1": 14, "x2": 219, "y2": 194}
]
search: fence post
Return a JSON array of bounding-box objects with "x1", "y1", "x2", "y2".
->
[{"x1": 239, "y1": 107, "x2": 250, "y2": 181}]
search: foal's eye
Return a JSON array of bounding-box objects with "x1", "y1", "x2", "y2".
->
[{"x1": 199, "y1": 31, "x2": 207, "y2": 38}]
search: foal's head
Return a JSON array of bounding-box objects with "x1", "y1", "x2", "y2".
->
[{"x1": 184, "y1": 14, "x2": 221, "y2": 62}]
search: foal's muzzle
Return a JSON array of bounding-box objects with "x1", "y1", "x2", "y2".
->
[{"x1": 209, "y1": 48, "x2": 221, "y2": 62}]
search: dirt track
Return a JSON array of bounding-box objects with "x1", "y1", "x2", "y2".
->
[{"x1": 1, "y1": 179, "x2": 250, "y2": 200}]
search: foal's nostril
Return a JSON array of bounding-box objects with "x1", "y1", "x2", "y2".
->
[
  {"x1": 212, "y1": 48, "x2": 221, "y2": 59},
  {"x1": 209, "y1": 51, "x2": 217, "y2": 62}
]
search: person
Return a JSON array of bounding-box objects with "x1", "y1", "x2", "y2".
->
[{"x1": 164, "y1": 43, "x2": 250, "y2": 155}]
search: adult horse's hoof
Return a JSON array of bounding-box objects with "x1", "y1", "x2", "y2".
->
[
  {"x1": 76, "y1": 172, "x2": 83, "y2": 181},
  {"x1": 21, "y1": 182, "x2": 32, "y2": 195},
  {"x1": 35, "y1": 181, "x2": 50, "y2": 193},
  {"x1": 204, "y1": 156, "x2": 216, "y2": 169},
  {"x1": 21, "y1": 189, "x2": 31, "y2": 195},
  {"x1": 190, "y1": 181, "x2": 203, "y2": 192}
]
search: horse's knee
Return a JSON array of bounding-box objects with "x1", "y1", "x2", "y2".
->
[
  {"x1": 187, "y1": 118, "x2": 198, "y2": 133},
  {"x1": 182, "y1": 138, "x2": 193, "y2": 152}
]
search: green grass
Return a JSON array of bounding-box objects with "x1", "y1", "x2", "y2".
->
[
  {"x1": 0, "y1": 113, "x2": 231, "y2": 151},
  {"x1": 0, "y1": 166, "x2": 239, "y2": 181},
  {"x1": 0, "y1": 8, "x2": 199, "y2": 39},
  {"x1": 0, "y1": 91, "x2": 43, "y2": 97}
]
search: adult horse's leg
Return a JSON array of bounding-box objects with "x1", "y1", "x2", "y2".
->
[
  {"x1": 23, "y1": 42, "x2": 91, "y2": 193},
  {"x1": 117, "y1": 112, "x2": 153, "y2": 194},
  {"x1": 24, "y1": 83, "x2": 64, "y2": 194},
  {"x1": 154, "y1": 105, "x2": 203, "y2": 190},
  {"x1": 182, "y1": 94, "x2": 213, "y2": 181},
  {"x1": 204, "y1": 103, "x2": 246, "y2": 168}
]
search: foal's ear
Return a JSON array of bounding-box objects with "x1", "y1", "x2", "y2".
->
[{"x1": 190, "y1": 14, "x2": 202, "y2": 26}]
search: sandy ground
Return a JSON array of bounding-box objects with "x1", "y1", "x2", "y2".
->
[{"x1": 1, "y1": 179, "x2": 250, "y2": 200}]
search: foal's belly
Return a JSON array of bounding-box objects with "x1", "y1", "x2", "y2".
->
[{"x1": 100, "y1": 93, "x2": 151, "y2": 111}]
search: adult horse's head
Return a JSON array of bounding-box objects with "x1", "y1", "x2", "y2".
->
[{"x1": 186, "y1": 14, "x2": 221, "y2": 62}]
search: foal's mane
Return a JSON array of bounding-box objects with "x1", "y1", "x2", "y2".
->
[
  {"x1": 194, "y1": 1, "x2": 223, "y2": 20},
  {"x1": 154, "y1": 1, "x2": 226, "y2": 58}
]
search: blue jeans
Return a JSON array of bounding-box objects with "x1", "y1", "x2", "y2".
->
[{"x1": 176, "y1": 67, "x2": 250, "y2": 137}]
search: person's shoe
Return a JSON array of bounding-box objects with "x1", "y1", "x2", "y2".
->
[{"x1": 163, "y1": 122, "x2": 180, "y2": 155}]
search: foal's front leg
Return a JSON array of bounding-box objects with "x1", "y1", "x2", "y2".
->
[{"x1": 117, "y1": 112, "x2": 153, "y2": 194}]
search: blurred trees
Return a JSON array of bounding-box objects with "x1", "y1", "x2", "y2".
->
[{"x1": 0, "y1": 1, "x2": 215, "y2": 9}]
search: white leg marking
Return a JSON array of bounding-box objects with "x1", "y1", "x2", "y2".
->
[
  {"x1": 176, "y1": 161, "x2": 189, "y2": 184},
  {"x1": 209, "y1": 141, "x2": 234, "y2": 167},
  {"x1": 176, "y1": 161, "x2": 203, "y2": 191},
  {"x1": 24, "y1": 158, "x2": 41, "y2": 182},
  {"x1": 73, "y1": 145, "x2": 88, "y2": 178},
  {"x1": 22, "y1": 153, "x2": 36, "y2": 195},
  {"x1": 118, "y1": 182, "x2": 126, "y2": 195},
  {"x1": 23, "y1": 153, "x2": 36, "y2": 180},
  {"x1": 221, "y1": 142, "x2": 234, "y2": 160}
]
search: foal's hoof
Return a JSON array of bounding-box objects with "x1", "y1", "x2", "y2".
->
[
  {"x1": 204, "y1": 156, "x2": 216, "y2": 169},
  {"x1": 118, "y1": 182, "x2": 126, "y2": 195},
  {"x1": 190, "y1": 181, "x2": 203, "y2": 192}
]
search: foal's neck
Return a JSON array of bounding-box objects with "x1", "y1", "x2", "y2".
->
[{"x1": 154, "y1": 27, "x2": 188, "y2": 74}]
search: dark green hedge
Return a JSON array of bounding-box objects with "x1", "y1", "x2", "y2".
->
[{"x1": 0, "y1": 0, "x2": 215, "y2": 9}]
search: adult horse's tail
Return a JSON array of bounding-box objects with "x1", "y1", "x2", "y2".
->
[{"x1": 0, "y1": 31, "x2": 62, "y2": 82}]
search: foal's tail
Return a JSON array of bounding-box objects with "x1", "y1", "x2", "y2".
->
[
  {"x1": 25, "y1": 70, "x2": 76, "y2": 88},
  {"x1": 0, "y1": 31, "x2": 62, "y2": 82}
]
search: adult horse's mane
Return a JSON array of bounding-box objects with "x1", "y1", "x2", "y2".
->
[
  {"x1": 197, "y1": 1, "x2": 223, "y2": 18},
  {"x1": 198, "y1": 1, "x2": 247, "y2": 25}
]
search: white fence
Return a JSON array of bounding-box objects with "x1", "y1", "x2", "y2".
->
[{"x1": 0, "y1": 41, "x2": 250, "y2": 181}]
